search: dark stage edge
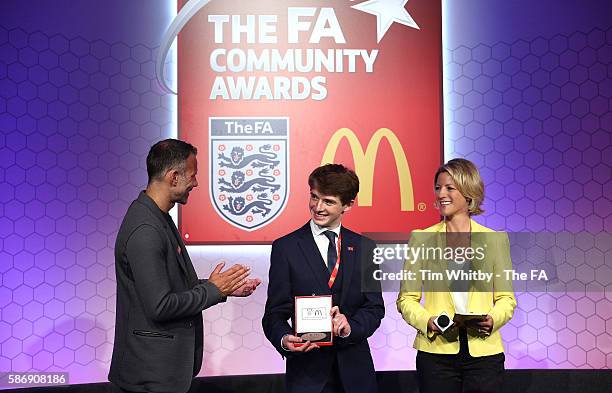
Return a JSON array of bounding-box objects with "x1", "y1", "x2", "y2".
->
[{"x1": 3, "y1": 370, "x2": 611, "y2": 393}]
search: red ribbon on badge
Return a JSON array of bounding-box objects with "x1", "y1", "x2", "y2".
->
[{"x1": 328, "y1": 234, "x2": 341, "y2": 288}]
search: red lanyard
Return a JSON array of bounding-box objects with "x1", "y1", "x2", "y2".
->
[{"x1": 328, "y1": 234, "x2": 341, "y2": 288}]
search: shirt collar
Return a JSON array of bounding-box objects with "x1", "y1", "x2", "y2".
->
[{"x1": 309, "y1": 219, "x2": 341, "y2": 237}]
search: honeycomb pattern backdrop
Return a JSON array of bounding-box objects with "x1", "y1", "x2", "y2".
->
[
  {"x1": 0, "y1": 5, "x2": 611, "y2": 386},
  {"x1": 0, "y1": 27, "x2": 176, "y2": 383},
  {"x1": 442, "y1": 27, "x2": 612, "y2": 369}
]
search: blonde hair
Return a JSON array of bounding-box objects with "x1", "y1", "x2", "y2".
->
[{"x1": 434, "y1": 158, "x2": 484, "y2": 216}]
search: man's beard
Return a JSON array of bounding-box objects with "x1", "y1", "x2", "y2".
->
[{"x1": 174, "y1": 189, "x2": 191, "y2": 205}]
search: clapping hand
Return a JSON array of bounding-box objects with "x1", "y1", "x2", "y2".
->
[
  {"x1": 230, "y1": 278, "x2": 261, "y2": 297},
  {"x1": 208, "y1": 262, "x2": 250, "y2": 296}
]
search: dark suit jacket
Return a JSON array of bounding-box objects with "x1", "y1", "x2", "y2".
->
[
  {"x1": 262, "y1": 223, "x2": 384, "y2": 393},
  {"x1": 109, "y1": 192, "x2": 224, "y2": 393}
]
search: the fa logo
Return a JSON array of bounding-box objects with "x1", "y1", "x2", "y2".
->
[{"x1": 209, "y1": 117, "x2": 289, "y2": 231}]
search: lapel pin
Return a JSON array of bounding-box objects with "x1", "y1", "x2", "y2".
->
[{"x1": 347, "y1": 246, "x2": 354, "y2": 251}]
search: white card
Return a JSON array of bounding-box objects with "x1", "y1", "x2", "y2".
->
[{"x1": 294, "y1": 295, "x2": 332, "y2": 335}]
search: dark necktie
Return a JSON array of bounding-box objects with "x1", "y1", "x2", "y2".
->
[{"x1": 323, "y1": 231, "x2": 338, "y2": 273}]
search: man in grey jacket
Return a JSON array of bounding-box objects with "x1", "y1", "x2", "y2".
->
[{"x1": 109, "y1": 139, "x2": 260, "y2": 393}]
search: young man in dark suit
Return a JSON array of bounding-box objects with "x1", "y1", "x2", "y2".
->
[
  {"x1": 262, "y1": 164, "x2": 384, "y2": 393},
  {"x1": 109, "y1": 139, "x2": 260, "y2": 393}
]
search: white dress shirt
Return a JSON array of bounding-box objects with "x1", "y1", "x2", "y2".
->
[
  {"x1": 310, "y1": 219, "x2": 341, "y2": 267},
  {"x1": 451, "y1": 291, "x2": 468, "y2": 314}
]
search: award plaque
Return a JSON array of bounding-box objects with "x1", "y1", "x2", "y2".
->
[{"x1": 294, "y1": 295, "x2": 333, "y2": 346}]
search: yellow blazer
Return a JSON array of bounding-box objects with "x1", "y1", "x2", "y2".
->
[{"x1": 396, "y1": 219, "x2": 516, "y2": 357}]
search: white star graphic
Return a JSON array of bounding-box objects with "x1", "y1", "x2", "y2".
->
[{"x1": 351, "y1": 0, "x2": 420, "y2": 43}]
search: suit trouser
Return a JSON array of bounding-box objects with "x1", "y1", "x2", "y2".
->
[
  {"x1": 320, "y1": 356, "x2": 346, "y2": 393},
  {"x1": 416, "y1": 328, "x2": 505, "y2": 393}
]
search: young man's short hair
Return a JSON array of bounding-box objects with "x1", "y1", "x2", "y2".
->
[
  {"x1": 308, "y1": 164, "x2": 359, "y2": 205},
  {"x1": 146, "y1": 139, "x2": 197, "y2": 184}
]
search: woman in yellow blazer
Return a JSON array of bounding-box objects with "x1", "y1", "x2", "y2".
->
[{"x1": 397, "y1": 158, "x2": 516, "y2": 393}]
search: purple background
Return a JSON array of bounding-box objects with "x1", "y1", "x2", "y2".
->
[{"x1": 0, "y1": 0, "x2": 611, "y2": 385}]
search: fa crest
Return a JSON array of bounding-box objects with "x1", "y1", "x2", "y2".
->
[{"x1": 209, "y1": 117, "x2": 289, "y2": 231}]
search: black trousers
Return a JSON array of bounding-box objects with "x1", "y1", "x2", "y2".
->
[
  {"x1": 416, "y1": 329, "x2": 505, "y2": 393},
  {"x1": 320, "y1": 356, "x2": 345, "y2": 393}
]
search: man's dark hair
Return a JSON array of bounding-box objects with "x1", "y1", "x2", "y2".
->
[
  {"x1": 308, "y1": 164, "x2": 359, "y2": 205},
  {"x1": 146, "y1": 139, "x2": 197, "y2": 183}
]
